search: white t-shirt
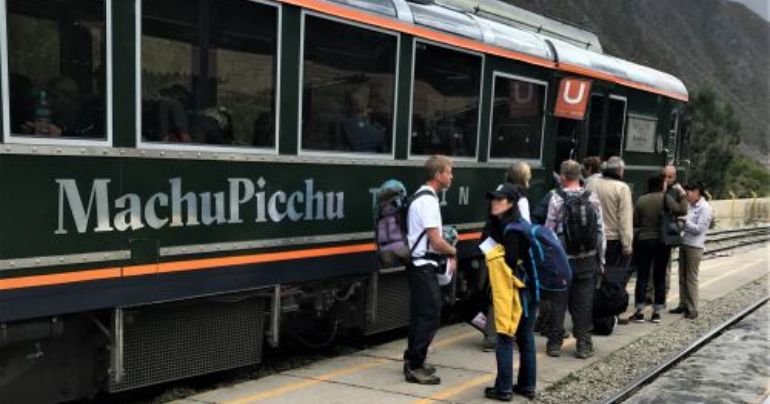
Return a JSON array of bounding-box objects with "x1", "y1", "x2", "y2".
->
[
  {"x1": 407, "y1": 185, "x2": 441, "y2": 267},
  {"x1": 518, "y1": 196, "x2": 531, "y2": 223}
]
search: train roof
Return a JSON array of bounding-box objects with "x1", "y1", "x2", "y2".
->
[{"x1": 290, "y1": 0, "x2": 689, "y2": 101}]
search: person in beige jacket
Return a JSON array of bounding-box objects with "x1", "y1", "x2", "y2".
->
[{"x1": 585, "y1": 156, "x2": 633, "y2": 264}]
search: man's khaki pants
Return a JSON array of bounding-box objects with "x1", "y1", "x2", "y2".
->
[{"x1": 677, "y1": 246, "x2": 703, "y2": 313}]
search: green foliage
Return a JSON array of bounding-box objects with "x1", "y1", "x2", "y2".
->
[
  {"x1": 724, "y1": 155, "x2": 770, "y2": 197},
  {"x1": 685, "y1": 87, "x2": 742, "y2": 198}
]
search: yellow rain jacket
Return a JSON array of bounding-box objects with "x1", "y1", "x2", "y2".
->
[{"x1": 484, "y1": 244, "x2": 527, "y2": 337}]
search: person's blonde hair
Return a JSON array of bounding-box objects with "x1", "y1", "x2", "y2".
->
[
  {"x1": 424, "y1": 155, "x2": 453, "y2": 181},
  {"x1": 505, "y1": 161, "x2": 531, "y2": 190}
]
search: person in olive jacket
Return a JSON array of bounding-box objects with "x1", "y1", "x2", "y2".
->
[{"x1": 629, "y1": 175, "x2": 688, "y2": 323}]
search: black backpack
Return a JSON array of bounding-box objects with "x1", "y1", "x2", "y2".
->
[
  {"x1": 557, "y1": 189, "x2": 598, "y2": 255},
  {"x1": 593, "y1": 274, "x2": 629, "y2": 318}
]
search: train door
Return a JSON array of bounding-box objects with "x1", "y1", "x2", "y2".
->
[
  {"x1": 586, "y1": 94, "x2": 606, "y2": 157},
  {"x1": 553, "y1": 118, "x2": 582, "y2": 170},
  {"x1": 584, "y1": 93, "x2": 627, "y2": 160}
]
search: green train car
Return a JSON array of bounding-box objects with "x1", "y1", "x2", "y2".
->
[{"x1": 0, "y1": 0, "x2": 688, "y2": 402}]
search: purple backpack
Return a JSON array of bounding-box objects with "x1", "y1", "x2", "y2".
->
[{"x1": 374, "y1": 181, "x2": 433, "y2": 267}]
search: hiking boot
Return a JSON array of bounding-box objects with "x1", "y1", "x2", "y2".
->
[
  {"x1": 575, "y1": 341, "x2": 594, "y2": 359},
  {"x1": 684, "y1": 310, "x2": 699, "y2": 319},
  {"x1": 628, "y1": 311, "x2": 644, "y2": 323},
  {"x1": 421, "y1": 363, "x2": 436, "y2": 375},
  {"x1": 669, "y1": 306, "x2": 687, "y2": 314},
  {"x1": 546, "y1": 342, "x2": 561, "y2": 357},
  {"x1": 575, "y1": 348, "x2": 594, "y2": 359},
  {"x1": 485, "y1": 387, "x2": 513, "y2": 402},
  {"x1": 512, "y1": 385, "x2": 536, "y2": 399},
  {"x1": 404, "y1": 366, "x2": 441, "y2": 385},
  {"x1": 650, "y1": 312, "x2": 661, "y2": 323}
]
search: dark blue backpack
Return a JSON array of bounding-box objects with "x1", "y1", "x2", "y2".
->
[{"x1": 505, "y1": 219, "x2": 572, "y2": 296}]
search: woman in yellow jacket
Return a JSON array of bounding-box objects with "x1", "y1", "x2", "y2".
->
[{"x1": 482, "y1": 183, "x2": 538, "y2": 401}]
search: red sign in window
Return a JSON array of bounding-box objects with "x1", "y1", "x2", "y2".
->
[{"x1": 554, "y1": 78, "x2": 592, "y2": 120}]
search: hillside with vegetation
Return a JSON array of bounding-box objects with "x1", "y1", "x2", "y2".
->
[{"x1": 503, "y1": 0, "x2": 770, "y2": 196}]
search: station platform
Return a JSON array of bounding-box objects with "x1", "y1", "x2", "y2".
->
[{"x1": 174, "y1": 245, "x2": 768, "y2": 404}]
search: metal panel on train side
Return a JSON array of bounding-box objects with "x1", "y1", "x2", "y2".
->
[{"x1": 0, "y1": 155, "x2": 500, "y2": 264}]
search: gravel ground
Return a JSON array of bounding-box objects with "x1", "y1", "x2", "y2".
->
[{"x1": 534, "y1": 274, "x2": 769, "y2": 404}]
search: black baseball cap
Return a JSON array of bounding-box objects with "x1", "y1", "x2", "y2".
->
[{"x1": 486, "y1": 183, "x2": 519, "y2": 200}]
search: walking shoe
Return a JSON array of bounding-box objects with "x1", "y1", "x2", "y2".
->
[
  {"x1": 482, "y1": 341, "x2": 497, "y2": 352},
  {"x1": 421, "y1": 363, "x2": 436, "y2": 375},
  {"x1": 650, "y1": 312, "x2": 661, "y2": 323},
  {"x1": 669, "y1": 306, "x2": 687, "y2": 314},
  {"x1": 404, "y1": 366, "x2": 441, "y2": 385},
  {"x1": 484, "y1": 387, "x2": 513, "y2": 402},
  {"x1": 512, "y1": 385, "x2": 536, "y2": 399},
  {"x1": 575, "y1": 340, "x2": 594, "y2": 359},
  {"x1": 684, "y1": 310, "x2": 699, "y2": 319},
  {"x1": 575, "y1": 348, "x2": 594, "y2": 359},
  {"x1": 628, "y1": 311, "x2": 645, "y2": 323},
  {"x1": 546, "y1": 342, "x2": 561, "y2": 357}
]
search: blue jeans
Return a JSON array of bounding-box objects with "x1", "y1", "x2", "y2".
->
[{"x1": 495, "y1": 298, "x2": 538, "y2": 393}]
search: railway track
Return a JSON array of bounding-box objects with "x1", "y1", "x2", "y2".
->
[
  {"x1": 687, "y1": 225, "x2": 769, "y2": 258},
  {"x1": 599, "y1": 296, "x2": 770, "y2": 404}
]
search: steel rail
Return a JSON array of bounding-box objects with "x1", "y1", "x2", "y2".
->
[{"x1": 599, "y1": 296, "x2": 770, "y2": 404}]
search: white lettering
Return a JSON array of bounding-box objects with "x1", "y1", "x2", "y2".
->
[
  {"x1": 170, "y1": 178, "x2": 199, "y2": 227},
  {"x1": 55, "y1": 179, "x2": 114, "y2": 234},
  {"x1": 305, "y1": 179, "x2": 324, "y2": 220},
  {"x1": 200, "y1": 192, "x2": 227, "y2": 225},
  {"x1": 145, "y1": 193, "x2": 169, "y2": 229},
  {"x1": 268, "y1": 191, "x2": 287, "y2": 222},
  {"x1": 325, "y1": 192, "x2": 344, "y2": 219},
  {"x1": 287, "y1": 191, "x2": 304, "y2": 221},
  {"x1": 459, "y1": 186, "x2": 470, "y2": 205},
  {"x1": 54, "y1": 177, "x2": 347, "y2": 234},
  {"x1": 563, "y1": 81, "x2": 586, "y2": 105},
  {"x1": 114, "y1": 193, "x2": 144, "y2": 231},
  {"x1": 228, "y1": 178, "x2": 254, "y2": 224}
]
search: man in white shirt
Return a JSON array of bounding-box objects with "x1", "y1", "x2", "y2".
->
[
  {"x1": 670, "y1": 181, "x2": 713, "y2": 319},
  {"x1": 403, "y1": 155, "x2": 457, "y2": 385}
]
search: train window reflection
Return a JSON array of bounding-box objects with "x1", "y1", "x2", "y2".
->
[
  {"x1": 411, "y1": 42, "x2": 481, "y2": 158},
  {"x1": 141, "y1": 0, "x2": 278, "y2": 148},
  {"x1": 489, "y1": 75, "x2": 545, "y2": 160},
  {"x1": 605, "y1": 97, "x2": 627, "y2": 157},
  {"x1": 6, "y1": 0, "x2": 107, "y2": 140},
  {"x1": 301, "y1": 15, "x2": 396, "y2": 154}
]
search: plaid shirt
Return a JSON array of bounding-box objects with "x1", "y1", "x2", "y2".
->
[{"x1": 545, "y1": 186, "x2": 606, "y2": 262}]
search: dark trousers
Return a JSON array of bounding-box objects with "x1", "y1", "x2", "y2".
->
[
  {"x1": 495, "y1": 300, "x2": 538, "y2": 393},
  {"x1": 404, "y1": 263, "x2": 442, "y2": 370},
  {"x1": 547, "y1": 255, "x2": 597, "y2": 348},
  {"x1": 605, "y1": 240, "x2": 632, "y2": 282},
  {"x1": 634, "y1": 239, "x2": 669, "y2": 310}
]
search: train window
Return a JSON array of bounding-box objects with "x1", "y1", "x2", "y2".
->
[
  {"x1": 140, "y1": 0, "x2": 278, "y2": 148},
  {"x1": 411, "y1": 41, "x2": 481, "y2": 158},
  {"x1": 604, "y1": 96, "x2": 627, "y2": 158},
  {"x1": 586, "y1": 95, "x2": 605, "y2": 156},
  {"x1": 5, "y1": 0, "x2": 107, "y2": 141},
  {"x1": 489, "y1": 74, "x2": 546, "y2": 160},
  {"x1": 668, "y1": 111, "x2": 679, "y2": 162},
  {"x1": 301, "y1": 15, "x2": 397, "y2": 155}
]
